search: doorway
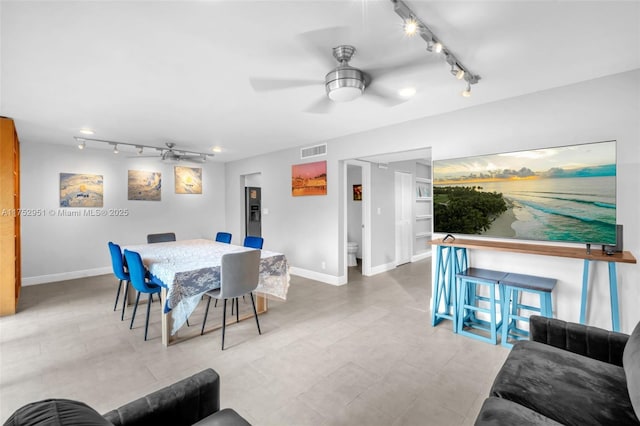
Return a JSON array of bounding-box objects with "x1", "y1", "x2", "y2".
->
[{"x1": 343, "y1": 160, "x2": 371, "y2": 280}]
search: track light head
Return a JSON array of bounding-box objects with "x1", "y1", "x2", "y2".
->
[
  {"x1": 78, "y1": 139, "x2": 85, "y2": 150},
  {"x1": 113, "y1": 144, "x2": 119, "y2": 154},
  {"x1": 404, "y1": 18, "x2": 419, "y2": 36},
  {"x1": 462, "y1": 82, "x2": 472, "y2": 98}
]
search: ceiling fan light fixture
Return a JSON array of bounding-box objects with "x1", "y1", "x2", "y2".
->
[{"x1": 325, "y1": 67, "x2": 365, "y2": 102}]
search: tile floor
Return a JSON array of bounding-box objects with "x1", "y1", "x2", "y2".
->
[{"x1": 0, "y1": 259, "x2": 509, "y2": 425}]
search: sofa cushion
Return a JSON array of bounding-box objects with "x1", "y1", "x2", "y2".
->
[
  {"x1": 624, "y1": 321, "x2": 640, "y2": 420},
  {"x1": 474, "y1": 397, "x2": 562, "y2": 425},
  {"x1": 4, "y1": 399, "x2": 113, "y2": 426},
  {"x1": 192, "y1": 408, "x2": 251, "y2": 426},
  {"x1": 491, "y1": 340, "x2": 639, "y2": 426}
]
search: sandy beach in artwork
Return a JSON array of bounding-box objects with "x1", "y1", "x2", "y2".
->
[{"x1": 481, "y1": 198, "x2": 517, "y2": 237}]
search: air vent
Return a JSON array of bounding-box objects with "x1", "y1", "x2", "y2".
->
[{"x1": 301, "y1": 143, "x2": 327, "y2": 159}]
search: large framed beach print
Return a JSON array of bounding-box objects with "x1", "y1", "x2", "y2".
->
[
  {"x1": 433, "y1": 140, "x2": 616, "y2": 245},
  {"x1": 59, "y1": 173, "x2": 104, "y2": 207}
]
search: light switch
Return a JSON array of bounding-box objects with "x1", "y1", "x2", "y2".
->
[{"x1": 262, "y1": 207, "x2": 269, "y2": 215}]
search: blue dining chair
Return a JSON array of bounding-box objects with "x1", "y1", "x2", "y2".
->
[
  {"x1": 243, "y1": 236, "x2": 264, "y2": 249},
  {"x1": 123, "y1": 249, "x2": 164, "y2": 341},
  {"x1": 147, "y1": 232, "x2": 176, "y2": 244},
  {"x1": 200, "y1": 250, "x2": 262, "y2": 350},
  {"x1": 108, "y1": 242, "x2": 130, "y2": 321},
  {"x1": 215, "y1": 232, "x2": 232, "y2": 244}
]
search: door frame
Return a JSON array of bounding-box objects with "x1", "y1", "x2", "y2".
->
[{"x1": 343, "y1": 160, "x2": 371, "y2": 279}]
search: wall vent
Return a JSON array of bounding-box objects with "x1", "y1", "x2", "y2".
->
[{"x1": 300, "y1": 143, "x2": 327, "y2": 159}]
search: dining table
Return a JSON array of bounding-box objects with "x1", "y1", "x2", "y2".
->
[{"x1": 123, "y1": 238, "x2": 290, "y2": 346}]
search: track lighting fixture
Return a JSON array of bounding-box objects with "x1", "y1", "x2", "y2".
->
[
  {"x1": 391, "y1": 0, "x2": 480, "y2": 95},
  {"x1": 404, "y1": 18, "x2": 419, "y2": 36},
  {"x1": 73, "y1": 136, "x2": 215, "y2": 163},
  {"x1": 462, "y1": 82, "x2": 472, "y2": 98}
]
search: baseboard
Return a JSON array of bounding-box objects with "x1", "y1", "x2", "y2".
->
[
  {"x1": 22, "y1": 266, "x2": 112, "y2": 286},
  {"x1": 411, "y1": 251, "x2": 432, "y2": 262},
  {"x1": 289, "y1": 267, "x2": 347, "y2": 286},
  {"x1": 369, "y1": 261, "x2": 396, "y2": 276}
]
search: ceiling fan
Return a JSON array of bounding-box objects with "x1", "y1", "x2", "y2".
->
[
  {"x1": 74, "y1": 137, "x2": 213, "y2": 163},
  {"x1": 250, "y1": 28, "x2": 427, "y2": 113}
]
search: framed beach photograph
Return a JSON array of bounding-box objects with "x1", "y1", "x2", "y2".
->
[
  {"x1": 292, "y1": 161, "x2": 327, "y2": 196},
  {"x1": 175, "y1": 166, "x2": 202, "y2": 194},
  {"x1": 128, "y1": 170, "x2": 161, "y2": 201},
  {"x1": 59, "y1": 173, "x2": 103, "y2": 207},
  {"x1": 433, "y1": 140, "x2": 617, "y2": 245}
]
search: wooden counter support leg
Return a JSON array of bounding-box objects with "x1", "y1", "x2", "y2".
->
[
  {"x1": 580, "y1": 259, "x2": 590, "y2": 325},
  {"x1": 609, "y1": 262, "x2": 620, "y2": 332}
]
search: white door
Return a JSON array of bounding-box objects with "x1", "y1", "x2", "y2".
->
[{"x1": 395, "y1": 172, "x2": 413, "y2": 266}]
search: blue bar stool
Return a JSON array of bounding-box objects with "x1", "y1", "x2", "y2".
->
[
  {"x1": 500, "y1": 272, "x2": 557, "y2": 348},
  {"x1": 456, "y1": 268, "x2": 507, "y2": 345}
]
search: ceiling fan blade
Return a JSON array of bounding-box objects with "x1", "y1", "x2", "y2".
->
[
  {"x1": 250, "y1": 78, "x2": 322, "y2": 92},
  {"x1": 365, "y1": 84, "x2": 409, "y2": 108},
  {"x1": 179, "y1": 156, "x2": 207, "y2": 164},
  {"x1": 366, "y1": 56, "x2": 432, "y2": 81},
  {"x1": 297, "y1": 26, "x2": 351, "y2": 68},
  {"x1": 304, "y1": 96, "x2": 335, "y2": 114}
]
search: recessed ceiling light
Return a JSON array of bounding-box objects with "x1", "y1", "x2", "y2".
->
[
  {"x1": 79, "y1": 128, "x2": 94, "y2": 135},
  {"x1": 212, "y1": 146, "x2": 222, "y2": 153},
  {"x1": 398, "y1": 87, "x2": 416, "y2": 98}
]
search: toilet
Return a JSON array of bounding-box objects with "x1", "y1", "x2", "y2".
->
[{"x1": 347, "y1": 241, "x2": 359, "y2": 267}]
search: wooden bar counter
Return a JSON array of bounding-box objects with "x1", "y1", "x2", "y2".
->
[{"x1": 430, "y1": 238, "x2": 636, "y2": 332}]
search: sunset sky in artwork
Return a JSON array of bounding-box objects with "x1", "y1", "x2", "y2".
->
[{"x1": 292, "y1": 161, "x2": 326, "y2": 179}]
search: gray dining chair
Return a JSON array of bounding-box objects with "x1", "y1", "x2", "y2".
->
[
  {"x1": 147, "y1": 232, "x2": 176, "y2": 244},
  {"x1": 200, "y1": 250, "x2": 262, "y2": 350}
]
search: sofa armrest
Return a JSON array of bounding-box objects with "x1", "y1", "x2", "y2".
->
[
  {"x1": 103, "y1": 369, "x2": 220, "y2": 426},
  {"x1": 529, "y1": 315, "x2": 629, "y2": 366}
]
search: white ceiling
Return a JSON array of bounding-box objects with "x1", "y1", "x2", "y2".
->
[{"x1": 2, "y1": 1, "x2": 639, "y2": 162}]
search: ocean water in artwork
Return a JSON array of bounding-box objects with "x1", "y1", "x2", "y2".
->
[{"x1": 477, "y1": 176, "x2": 616, "y2": 244}]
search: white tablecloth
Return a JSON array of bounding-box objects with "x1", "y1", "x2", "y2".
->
[{"x1": 123, "y1": 239, "x2": 290, "y2": 334}]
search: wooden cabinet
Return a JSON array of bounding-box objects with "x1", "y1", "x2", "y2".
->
[{"x1": 0, "y1": 117, "x2": 21, "y2": 315}]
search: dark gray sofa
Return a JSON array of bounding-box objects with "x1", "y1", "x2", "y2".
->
[
  {"x1": 475, "y1": 315, "x2": 640, "y2": 425},
  {"x1": 4, "y1": 369, "x2": 250, "y2": 426}
]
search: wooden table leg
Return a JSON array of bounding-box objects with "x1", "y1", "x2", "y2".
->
[
  {"x1": 161, "y1": 287, "x2": 174, "y2": 347},
  {"x1": 255, "y1": 292, "x2": 268, "y2": 313}
]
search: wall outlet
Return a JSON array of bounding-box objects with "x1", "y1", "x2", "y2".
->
[{"x1": 321, "y1": 261, "x2": 326, "y2": 270}]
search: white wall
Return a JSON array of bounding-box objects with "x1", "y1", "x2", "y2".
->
[
  {"x1": 224, "y1": 69, "x2": 639, "y2": 332},
  {"x1": 20, "y1": 143, "x2": 226, "y2": 284}
]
